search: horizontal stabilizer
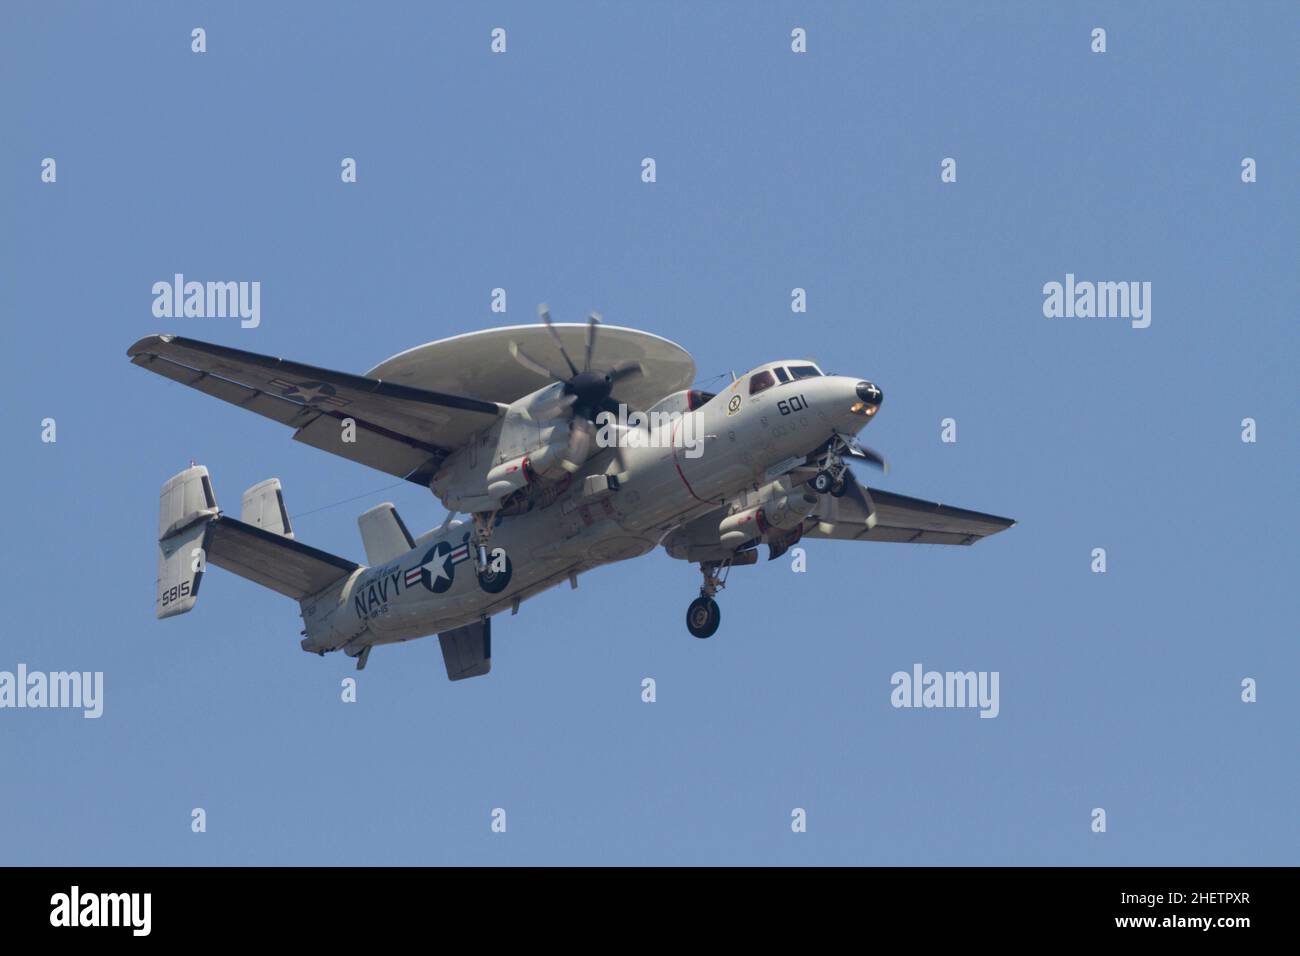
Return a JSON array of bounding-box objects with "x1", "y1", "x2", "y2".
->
[
  {"x1": 205, "y1": 516, "x2": 360, "y2": 599},
  {"x1": 154, "y1": 464, "x2": 361, "y2": 626},
  {"x1": 438, "y1": 618, "x2": 491, "y2": 681}
]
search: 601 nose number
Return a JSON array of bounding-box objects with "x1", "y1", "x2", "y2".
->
[{"x1": 777, "y1": 394, "x2": 808, "y2": 415}]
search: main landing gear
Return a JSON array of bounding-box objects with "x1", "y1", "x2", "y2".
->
[
  {"x1": 471, "y1": 510, "x2": 498, "y2": 572},
  {"x1": 687, "y1": 596, "x2": 720, "y2": 639},
  {"x1": 686, "y1": 561, "x2": 725, "y2": 638}
]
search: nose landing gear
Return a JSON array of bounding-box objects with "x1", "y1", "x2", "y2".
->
[
  {"x1": 809, "y1": 437, "x2": 852, "y2": 498},
  {"x1": 810, "y1": 468, "x2": 848, "y2": 497},
  {"x1": 686, "y1": 560, "x2": 726, "y2": 638}
]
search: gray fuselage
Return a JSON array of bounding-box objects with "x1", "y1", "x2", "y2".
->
[{"x1": 299, "y1": 368, "x2": 874, "y2": 657}]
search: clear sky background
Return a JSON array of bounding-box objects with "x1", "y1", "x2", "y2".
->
[{"x1": 2, "y1": 2, "x2": 1296, "y2": 865}]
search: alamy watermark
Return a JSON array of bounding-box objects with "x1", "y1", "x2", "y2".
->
[
  {"x1": 0, "y1": 664, "x2": 103, "y2": 718},
  {"x1": 1043, "y1": 273, "x2": 1150, "y2": 329},
  {"x1": 890, "y1": 663, "x2": 999, "y2": 718},
  {"x1": 594, "y1": 405, "x2": 704, "y2": 458},
  {"x1": 50, "y1": 886, "x2": 150, "y2": 936},
  {"x1": 152, "y1": 274, "x2": 260, "y2": 328}
]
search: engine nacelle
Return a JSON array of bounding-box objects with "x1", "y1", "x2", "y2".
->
[
  {"x1": 430, "y1": 415, "x2": 582, "y2": 514},
  {"x1": 485, "y1": 456, "x2": 532, "y2": 499},
  {"x1": 529, "y1": 421, "x2": 581, "y2": 479},
  {"x1": 717, "y1": 491, "x2": 817, "y2": 549},
  {"x1": 718, "y1": 506, "x2": 764, "y2": 550},
  {"x1": 763, "y1": 490, "x2": 819, "y2": 531}
]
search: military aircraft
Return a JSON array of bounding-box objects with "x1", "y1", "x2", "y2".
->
[{"x1": 130, "y1": 309, "x2": 1013, "y2": 680}]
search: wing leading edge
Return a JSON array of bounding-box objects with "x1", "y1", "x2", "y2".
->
[
  {"x1": 808, "y1": 481, "x2": 1014, "y2": 546},
  {"x1": 128, "y1": 335, "x2": 505, "y2": 484}
]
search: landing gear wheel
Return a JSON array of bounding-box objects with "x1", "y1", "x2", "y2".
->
[
  {"x1": 811, "y1": 470, "x2": 835, "y2": 494},
  {"x1": 477, "y1": 552, "x2": 513, "y2": 594},
  {"x1": 830, "y1": 475, "x2": 849, "y2": 497},
  {"x1": 686, "y1": 596, "x2": 721, "y2": 639}
]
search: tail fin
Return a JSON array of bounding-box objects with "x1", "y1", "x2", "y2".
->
[
  {"x1": 155, "y1": 465, "x2": 361, "y2": 619},
  {"x1": 357, "y1": 502, "x2": 415, "y2": 565},
  {"x1": 240, "y1": 478, "x2": 294, "y2": 538},
  {"x1": 156, "y1": 465, "x2": 219, "y2": 619}
]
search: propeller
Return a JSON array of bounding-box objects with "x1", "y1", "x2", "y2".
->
[
  {"x1": 522, "y1": 386, "x2": 577, "y2": 421},
  {"x1": 846, "y1": 444, "x2": 888, "y2": 474},
  {"x1": 813, "y1": 437, "x2": 888, "y2": 527},
  {"x1": 508, "y1": 305, "x2": 647, "y2": 472},
  {"x1": 836, "y1": 432, "x2": 888, "y2": 474},
  {"x1": 816, "y1": 469, "x2": 875, "y2": 528}
]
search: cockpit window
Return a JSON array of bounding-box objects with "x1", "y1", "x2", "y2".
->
[
  {"x1": 687, "y1": 390, "x2": 716, "y2": 410},
  {"x1": 788, "y1": 365, "x2": 821, "y2": 380},
  {"x1": 749, "y1": 370, "x2": 776, "y2": 395},
  {"x1": 773, "y1": 366, "x2": 790, "y2": 383}
]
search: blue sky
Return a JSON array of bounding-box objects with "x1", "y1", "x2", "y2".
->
[{"x1": 2, "y1": 2, "x2": 1296, "y2": 865}]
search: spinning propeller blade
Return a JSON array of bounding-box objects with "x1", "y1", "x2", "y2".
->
[
  {"x1": 562, "y1": 417, "x2": 595, "y2": 473},
  {"x1": 538, "y1": 303, "x2": 580, "y2": 377},
  {"x1": 525, "y1": 388, "x2": 577, "y2": 421},
  {"x1": 509, "y1": 304, "x2": 656, "y2": 470},
  {"x1": 509, "y1": 341, "x2": 565, "y2": 380},
  {"x1": 583, "y1": 312, "x2": 600, "y2": 374},
  {"x1": 847, "y1": 444, "x2": 889, "y2": 474},
  {"x1": 607, "y1": 360, "x2": 644, "y2": 385}
]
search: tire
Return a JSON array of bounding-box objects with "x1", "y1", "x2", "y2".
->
[
  {"x1": 830, "y1": 476, "x2": 848, "y2": 497},
  {"x1": 477, "y1": 551, "x2": 513, "y2": 594},
  {"x1": 810, "y1": 470, "x2": 834, "y2": 494},
  {"x1": 686, "y1": 596, "x2": 721, "y2": 639}
]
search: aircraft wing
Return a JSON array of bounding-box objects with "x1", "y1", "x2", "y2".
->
[
  {"x1": 128, "y1": 335, "x2": 506, "y2": 485},
  {"x1": 808, "y1": 480, "x2": 1014, "y2": 546}
]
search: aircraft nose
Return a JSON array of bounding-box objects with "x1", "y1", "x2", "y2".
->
[
  {"x1": 855, "y1": 381, "x2": 883, "y2": 406},
  {"x1": 849, "y1": 380, "x2": 882, "y2": 419}
]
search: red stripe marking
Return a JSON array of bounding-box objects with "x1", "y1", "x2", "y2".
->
[{"x1": 670, "y1": 419, "x2": 717, "y2": 505}]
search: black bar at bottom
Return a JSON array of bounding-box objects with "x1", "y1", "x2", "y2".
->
[{"x1": 0, "y1": 865, "x2": 1282, "y2": 940}]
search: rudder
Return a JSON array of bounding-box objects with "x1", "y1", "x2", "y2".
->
[{"x1": 156, "y1": 465, "x2": 218, "y2": 618}]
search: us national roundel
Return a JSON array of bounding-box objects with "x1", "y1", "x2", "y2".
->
[
  {"x1": 403, "y1": 537, "x2": 474, "y2": 594},
  {"x1": 416, "y1": 541, "x2": 456, "y2": 593}
]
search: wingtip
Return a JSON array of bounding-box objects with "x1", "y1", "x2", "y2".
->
[{"x1": 126, "y1": 333, "x2": 172, "y2": 358}]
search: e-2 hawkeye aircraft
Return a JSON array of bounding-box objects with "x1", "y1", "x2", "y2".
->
[{"x1": 129, "y1": 308, "x2": 1013, "y2": 680}]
